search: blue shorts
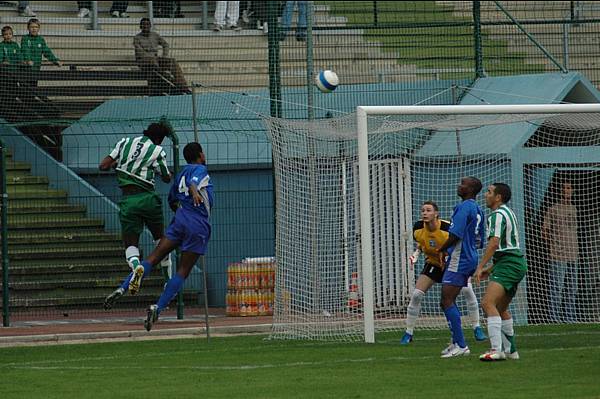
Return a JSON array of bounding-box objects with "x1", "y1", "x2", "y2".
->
[
  {"x1": 165, "y1": 209, "x2": 211, "y2": 255},
  {"x1": 442, "y1": 269, "x2": 471, "y2": 287}
]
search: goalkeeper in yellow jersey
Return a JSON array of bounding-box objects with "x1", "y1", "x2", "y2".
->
[{"x1": 400, "y1": 200, "x2": 487, "y2": 345}]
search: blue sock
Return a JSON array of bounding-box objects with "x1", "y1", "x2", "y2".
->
[
  {"x1": 119, "y1": 272, "x2": 133, "y2": 292},
  {"x1": 119, "y1": 260, "x2": 154, "y2": 292},
  {"x1": 142, "y1": 260, "x2": 153, "y2": 278},
  {"x1": 156, "y1": 274, "x2": 185, "y2": 313},
  {"x1": 444, "y1": 304, "x2": 466, "y2": 348}
]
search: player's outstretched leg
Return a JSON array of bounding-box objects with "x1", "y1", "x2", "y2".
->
[
  {"x1": 144, "y1": 304, "x2": 159, "y2": 331},
  {"x1": 128, "y1": 265, "x2": 145, "y2": 294},
  {"x1": 104, "y1": 270, "x2": 136, "y2": 310},
  {"x1": 103, "y1": 288, "x2": 124, "y2": 310}
]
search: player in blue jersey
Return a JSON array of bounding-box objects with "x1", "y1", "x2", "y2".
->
[
  {"x1": 437, "y1": 176, "x2": 485, "y2": 358},
  {"x1": 139, "y1": 141, "x2": 213, "y2": 331},
  {"x1": 102, "y1": 142, "x2": 212, "y2": 328}
]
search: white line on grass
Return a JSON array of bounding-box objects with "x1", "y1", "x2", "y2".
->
[
  {"x1": 3, "y1": 345, "x2": 600, "y2": 371},
  {"x1": 2, "y1": 329, "x2": 598, "y2": 368}
]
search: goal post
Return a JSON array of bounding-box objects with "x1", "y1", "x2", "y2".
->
[
  {"x1": 357, "y1": 103, "x2": 600, "y2": 343},
  {"x1": 266, "y1": 103, "x2": 600, "y2": 343}
]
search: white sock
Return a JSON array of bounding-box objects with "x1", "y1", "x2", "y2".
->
[
  {"x1": 501, "y1": 318, "x2": 515, "y2": 353},
  {"x1": 461, "y1": 284, "x2": 480, "y2": 328},
  {"x1": 487, "y1": 316, "x2": 502, "y2": 351},
  {"x1": 406, "y1": 289, "x2": 425, "y2": 335},
  {"x1": 125, "y1": 246, "x2": 141, "y2": 271},
  {"x1": 155, "y1": 239, "x2": 172, "y2": 278}
]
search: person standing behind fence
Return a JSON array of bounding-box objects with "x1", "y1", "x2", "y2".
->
[
  {"x1": 134, "y1": 18, "x2": 190, "y2": 94},
  {"x1": 21, "y1": 18, "x2": 61, "y2": 71},
  {"x1": 212, "y1": 1, "x2": 242, "y2": 31},
  {"x1": 541, "y1": 178, "x2": 579, "y2": 322},
  {"x1": 0, "y1": 26, "x2": 22, "y2": 72},
  {"x1": 279, "y1": 1, "x2": 307, "y2": 41},
  {"x1": 101, "y1": 122, "x2": 174, "y2": 310},
  {"x1": 0, "y1": 25, "x2": 22, "y2": 118}
]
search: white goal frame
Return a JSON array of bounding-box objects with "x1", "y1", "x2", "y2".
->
[{"x1": 356, "y1": 103, "x2": 600, "y2": 343}]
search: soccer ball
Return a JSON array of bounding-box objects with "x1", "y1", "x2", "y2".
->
[{"x1": 315, "y1": 70, "x2": 339, "y2": 93}]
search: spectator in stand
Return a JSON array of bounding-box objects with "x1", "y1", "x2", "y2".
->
[
  {"x1": 280, "y1": 1, "x2": 307, "y2": 41},
  {"x1": 0, "y1": 25, "x2": 21, "y2": 118},
  {"x1": 0, "y1": 26, "x2": 22, "y2": 72},
  {"x1": 110, "y1": 1, "x2": 129, "y2": 18},
  {"x1": 242, "y1": 1, "x2": 268, "y2": 33},
  {"x1": 212, "y1": 1, "x2": 242, "y2": 32},
  {"x1": 77, "y1": 1, "x2": 91, "y2": 17},
  {"x1": 78, "y1": 1, "x2": 130, "y2": 18},
  {"x1": 21, "y1": 18, "x2": 61, "y2": 71},
  {"x1": 17, "y1": 1, "x2": 35, "y2": 17},
  {"x1": 134, "y1": 18, "x2": 190, "y2": 94},
  {"x1": 541, "y1": 178, "x2": 579, "y2": 322},
  {"x1": 153, "y1": 1, "x2": 184, "y2": 18}
]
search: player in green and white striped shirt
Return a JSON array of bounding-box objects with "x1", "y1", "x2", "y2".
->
[
  {"x1": 100, "y1": 122, "x2": 173, "y2": 309},
  {"x1": 474, "y1": 183, "x2": 528, "y2": 361}
]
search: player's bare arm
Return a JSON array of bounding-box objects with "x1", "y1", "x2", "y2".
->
[
  {"x1": 188, "y1": 183, "x2": 203, "y2": 206},
  {"x1": 437, "y1": 232, "x2": 459, "y2": 268},
  {"x1": 161, "y1": 171, "x2": 172, "y2": 184},
  {"x1": 99, "y1": 155, "x2": 116, "y2": 171},
  {"x1": 474, "y1": 236, "x2": 499, "y2": 284}
]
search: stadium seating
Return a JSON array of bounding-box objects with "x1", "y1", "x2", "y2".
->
[{"x1": 2, "y1": 149, "x2": 166, "y2": 311}]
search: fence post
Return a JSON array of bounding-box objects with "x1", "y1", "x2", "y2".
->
[
  {"x1": 373, "y1": 1, "x2": 378, "y2": 27},
  {"x1": 472, "y1": 1, "x2": 485, "y2": 78},
  {"x1": 267, "y1": 1, "x2": 282, "y2": 118},
  {"x1": 306, "y1": 2, "x2": 314, "y2": 120},
  {"x1": 0, "y1": 139, "x2": 9, "y2": 327},
  {"x1": 147, "y1": 1, "x2": 154, "y2": 22},
  {"x1": 202, "y1": 1, "x2": 208, "y2": 30},
  {"x1": 493, "y1": 0, "x2": 568, "y2": 73},
  {"x1": 91, "y1": 1, "x2": 99, "y2": 30}
]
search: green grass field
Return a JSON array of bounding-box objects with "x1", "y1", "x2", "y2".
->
[{"x1": 1, "y1": 324, "x2": 599, "y2": 398}]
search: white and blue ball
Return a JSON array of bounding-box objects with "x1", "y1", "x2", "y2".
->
[{"x1": 315, "y1": 70, "x2": 339, "y2": 93}]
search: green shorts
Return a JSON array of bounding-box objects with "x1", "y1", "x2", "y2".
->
[
  {"x1": 490, "y1": 252, "x2": 528, "y2": 297},
  {"x1": 118, "y1": 191, "x2": 164, "y2": 236}
]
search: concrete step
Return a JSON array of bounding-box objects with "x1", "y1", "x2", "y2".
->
[
  {"x1": 7, "y1": 238, "x2": 121, "y2": 252},
  {"x1": 8, "y1": 275, "x2": 164, "y2": 291},
  {"x1": 4, "y1": 229, "x2": 118, "y2": 243},
  {"x1": 5, "y1": 160, "x2": 31, "y2": 172},
  {"x1": 5, "y1": 289, "x2": 164, "y2": 309},
  {"x1": 7, "y1": 253, "x2": 124, "y2": 267},
  {"x1": 5, "y1": 175, "x2": 49, "y2": 186},
  {"x1": 4, "y1": 217, "x2": 104, "y2": 231},
  {"x1": 7, "y1": 210, "x2": 90, "y2": 223},
  {"x1": 8, "y1": 263, "x2": 131, "y2": 281},
  {"x1": 4, "y1": 1, "x2": 332, "y2": 19},
  {"x1": 6, "y1": 188, "x2": 67, "y2": 200},
  {"x1": 51, "y1": 46, "x2": 398, "y2": 62},
  {"x1": 0, "y1": 14, "x2": 346, "y2": 32},
  {"x1": 4, "y1": 245, "x2": 122, "y2": 259},
  {"x1": 5, "y1": 183, "x2": 49, "y2": 192}
]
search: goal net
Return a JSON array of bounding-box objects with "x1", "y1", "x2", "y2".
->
[{"x1": 264, "y1": 104, "x2": 600, "y2": 342}]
